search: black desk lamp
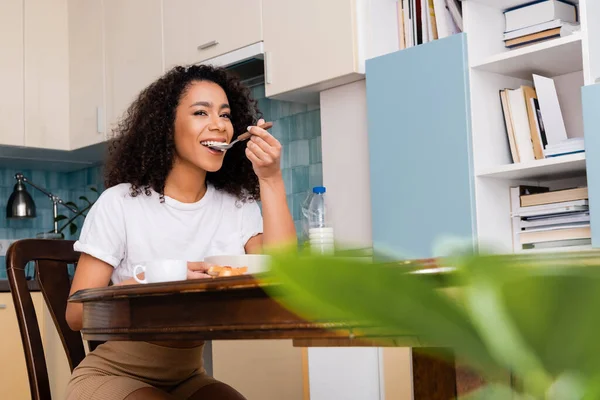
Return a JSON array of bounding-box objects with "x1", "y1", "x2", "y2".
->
[{"x1": 6, "y1": 173, "x2": 78, "y2": 237}]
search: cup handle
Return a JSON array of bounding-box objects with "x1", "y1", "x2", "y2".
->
[{"x1": 133, "y1": 265, "x2": 147, "y2": 284}]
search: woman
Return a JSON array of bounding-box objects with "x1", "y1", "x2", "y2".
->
[{"x1": 65, "y1": 65, "x2": 296, "y2": 399}]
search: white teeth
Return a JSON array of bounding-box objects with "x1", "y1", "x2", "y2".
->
[
  {"x1": 200, "y1": 140, "x2": 226, "y2": 146},
  {"x1": 200, "y1": 141, "x2": 226, "y2": 152}
]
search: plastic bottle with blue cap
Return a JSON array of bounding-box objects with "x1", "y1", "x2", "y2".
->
[{"x1": 301, "y1": 186, "x2": 334, "y2": 254}]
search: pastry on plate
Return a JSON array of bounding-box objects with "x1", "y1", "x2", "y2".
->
[{"x1": 207, "y1": 265, "x2": 248, "y2": 277}]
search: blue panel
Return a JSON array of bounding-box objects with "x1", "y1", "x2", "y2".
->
[
  {"x1": 366, "y1": 33, "x2": 475, "y2": 259},
  {"x1": 583, "y1": 83, "x2": 600, "y2": 248}
]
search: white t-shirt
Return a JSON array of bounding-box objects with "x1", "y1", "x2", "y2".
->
[{"x1": 74, "y1": 183, "x2": 263, "y2": 284}]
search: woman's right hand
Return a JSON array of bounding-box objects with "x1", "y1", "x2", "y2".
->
[{"x1": 187, "y1": 262, "x2": 211, "y2": 279}]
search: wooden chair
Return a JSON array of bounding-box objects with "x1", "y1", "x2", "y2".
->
[{"x1": 6, "y1": 239, "x2": 102, "y2": 400}]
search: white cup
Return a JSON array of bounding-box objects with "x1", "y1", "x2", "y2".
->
[{"x1": 133, "y1": 259, "x2": 187, "y2": 284}]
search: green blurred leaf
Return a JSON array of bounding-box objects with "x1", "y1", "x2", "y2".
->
[
  {"x1": 65, "y1": 201, "x2": 78, "y2": 210},
  {"x1": 54, "y1": 215, "x2": 68, "y2": 222},
  {"x1": 264, "y1": 250, "x2": 503, "y2": 376},
  {"x1": 460, "y1": 383, "x2": 532, "y2": 400},
  {"x1": 263, "y1": 249, "x2": 600, "y2": 397},
  {"x1": 89, "y1": 186, "x2": 98, "y2": 193},
  {"x1": 69, "y1": 223, "x2": 78, "y2": 236},
  {"x1": 79, "y1": 196, "x2": 91, "y2": 205}
]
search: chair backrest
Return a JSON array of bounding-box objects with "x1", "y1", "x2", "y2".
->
[{"x1": 5, "y1": 239, "x2": 101, "y2": 400}]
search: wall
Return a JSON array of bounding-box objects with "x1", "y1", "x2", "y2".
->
[
  {"x1": 320, "y1": 80, "x2": 372, "y2": 249},
  {"x1": 0, "y1": 165, "x2": 103, "y2": 278},
  {"x1": 251, "y1": 84, "x2": 323, "y2": 236},
  {"x1": 316, "y1": 80, "x2": 412, "y2": 400}
]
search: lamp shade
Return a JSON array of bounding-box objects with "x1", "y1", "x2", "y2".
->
[{"x1": 6, "y1": 181, "x2": 36, "y2": 219}]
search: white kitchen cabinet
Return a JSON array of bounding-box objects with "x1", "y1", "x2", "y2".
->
[
  {"x1": 42, "y1": 304, "x2": 73, "y2": 399},
  {"x1": 213, "y1": 340, "x2": 306, "y2": 400},
  {"x1": 163, "y1": 0, "x2": 263, "y2": 69},
  {"x1": 104, "y1": 0, "x2": 163, "y2": 132},
  {"x1": 0, "y1": 292, "x2": 45, "y2": 400},
  {"x1": 262, "y1": 0, "x2": 398, "y2": 101},
  {"x1": 0, "y1": 292, "x2": 75, "y2": 400},
  {"x1": 0, "y1": 0, "x2": 25, "y2": 147},
  {"x1": 24, "y1": 0, "x2": 70, "y2": 150},
  {"x1": 68, "y1": 0, "x2": 106, "y2": 150}
]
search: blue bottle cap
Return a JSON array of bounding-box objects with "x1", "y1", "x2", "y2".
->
[{"x1": 313, "y1": 186, "x2": 326, "y2": 194}]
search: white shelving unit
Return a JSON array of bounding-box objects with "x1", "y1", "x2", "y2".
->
[
  {"x1": 476, "y1": 153, "x2": 587, "y2": 180},
  {"x1": 463, "y1": 0, "x2": 599, "y2": 252},
  {"x1": 472, "y1": 34, "x2": 583, "y2": 79}
]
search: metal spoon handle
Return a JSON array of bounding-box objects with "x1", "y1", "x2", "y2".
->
[
  {"x1": 208, "y1": 122, "x2": 274, "y2": 151},
  {"x1": 237, "y1": 122, "x2": 274, "y2": 142}
]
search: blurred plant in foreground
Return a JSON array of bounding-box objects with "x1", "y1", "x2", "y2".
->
[{"x1": 262, "y1": 247, "x2": 600, "y2": 399}]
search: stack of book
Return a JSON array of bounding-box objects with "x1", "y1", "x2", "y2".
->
[
  {"x1": 545, "y1": 137, "x2": 585, "y2": 157},
  {"x1": 503, "y1": 0, "x2": 579, "y2": 49},
  {"x1": 510, "y1": 185, "x2": 591, "y2": 253},
  {"x1": 500, "y1": 73, "x2": 582, "y2": 163},
  {"x1": 396, "y1": 0, "x2": 462, "y2": 50}
]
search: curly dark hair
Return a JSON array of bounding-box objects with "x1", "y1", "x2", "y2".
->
[{"x1": 104, "y1": 64, "x2": 261, "y2": 201}]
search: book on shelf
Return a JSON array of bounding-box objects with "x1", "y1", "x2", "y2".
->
[
  {"x1": 503, "y1": 0, "x2": 579, "y2": 50},
  {"x1": 510, "y1": 185, "x2": 591, "y2": 253},
  {"x1": 504, "y1": 0, "x2": 578, "y2": 34},
  {"x1": 521, "y1": 186, "x2": 588, "y2": 207},
  {"x1": 503, "y1": 19, "x2": 579, "y2": 41},
  {"x1": 522, "y1": 238, "x2": 591, "y2": 251},
  {"x1": 520, "y1": 212, "x2": 590, "y2": 229},
  {"x1": 500, "y1": 86, "x2": 546, "y2": 163},
  {"x1": 500, "y1": 74, "x2": 579, "y2": 164},
  {"x1": 545, "y1": 137, "x2": 585, "y2": 157},
  {"x1": 397, "y1": 0, "x2": 461, "y2": 50},
  {"x1": 517, "y1": 199, "x2": 589, "y2": 218},
  {"x1": 504, "y1": 22, "x2": 580, "y2": 49},
  {"x1": 507, "y1": 87, "x2": 536, "y2": 162},
  {"x1": 533, "y1": 74, "x2": 569, "y2": 148},
  {"x1": 520, "y1": 226, "x2": 590, "y2": 244}
]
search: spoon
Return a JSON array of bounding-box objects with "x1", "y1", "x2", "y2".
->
[{"x1": 208, "y1": 122, "x2": 274, "y2": 151}]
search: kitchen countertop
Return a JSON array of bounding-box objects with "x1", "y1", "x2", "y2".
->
[{"x1": 0, "y1": 279, "x2": 40, "y2": 292}]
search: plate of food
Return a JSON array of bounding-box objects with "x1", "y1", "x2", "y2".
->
[{"x1": 204, "y1": 254, "x2": 270, "y2": 277}]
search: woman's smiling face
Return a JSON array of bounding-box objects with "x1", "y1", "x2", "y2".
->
[{"x1": 173, "y1": 80, "x2": 235, "y2": 172}]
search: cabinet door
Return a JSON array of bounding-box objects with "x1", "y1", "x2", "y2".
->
[
  {"x1": 68, "y1": 0, "x2": 106, "y2": 150},
  {"x1": 163, "y1": 0, "x2": 262, "y2": 69},
  {"x1": 42, "y1": 304, "x2": 72, "y2": 399},
  {"x1": 581, "y1": 0, "x2": 600, "y2": 84},
  {"x1": 0, "y1": 293, "x2": 45, "y2": 400},
  {"x1": 262, "y1": 0, "x2": 358, "y2": 98},
  {"x1": 24, "y1": 0, "x2": 70, "y2": 150},
  {"x1": 366, "y1": 34, "x2": 476, "y2": 258},
  {"x1": 0, "y1": 0, "x2": 24, "y2": 146},
  {"x1": 104, "y1": 0, "x2": 163, "y2": 132},
  {"x1": 213, "y1": 340, "x2": 305, "y2": 400},
  {"x1": 583, "y1": 83, "x2": 600, "y2": 247}
]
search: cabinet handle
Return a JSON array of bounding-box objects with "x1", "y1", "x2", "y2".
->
[
  {"x1": 265, "y1": 51, "x2": 272, "y2": 84},
  {"x1": 96, "y1": 107, "x2": 105, "y2": 135},
  {"x1": 0, "y1": 304, "x2": 6, "y2": 310},
  {"x1": 198, "y1": 40, "x2": 219, "y2": 50}
]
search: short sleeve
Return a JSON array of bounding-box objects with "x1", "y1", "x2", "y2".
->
[
  {"x1": 241, "y1": 200, "x2": 263, "y2": 245},
  {"x1": 73, "y1": 187, "x2": 126, "y2": 268}
]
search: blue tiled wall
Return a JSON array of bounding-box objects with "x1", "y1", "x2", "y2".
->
[
  {"x1": 0, "y1": 166, "x2": 103, "y2": 278},
  {"x1": 0, "y1": 86, "x2": 322, "y2": 277},
  {"x1": 251, "y1": 85, "x2": 323, "y2": 235}
]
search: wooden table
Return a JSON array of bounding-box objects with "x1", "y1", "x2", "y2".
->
[{"x1": 69, "y1": 275, "x2": 480, "y2": 399}]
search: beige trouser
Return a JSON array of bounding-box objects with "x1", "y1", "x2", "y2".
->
[{"x1": 66, "y1": 341, "x2": 219, "y2": 400}]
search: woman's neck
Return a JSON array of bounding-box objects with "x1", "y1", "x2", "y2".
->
[{"x1": 164, "y1": 158, "x2": 208, "y2": 203}]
